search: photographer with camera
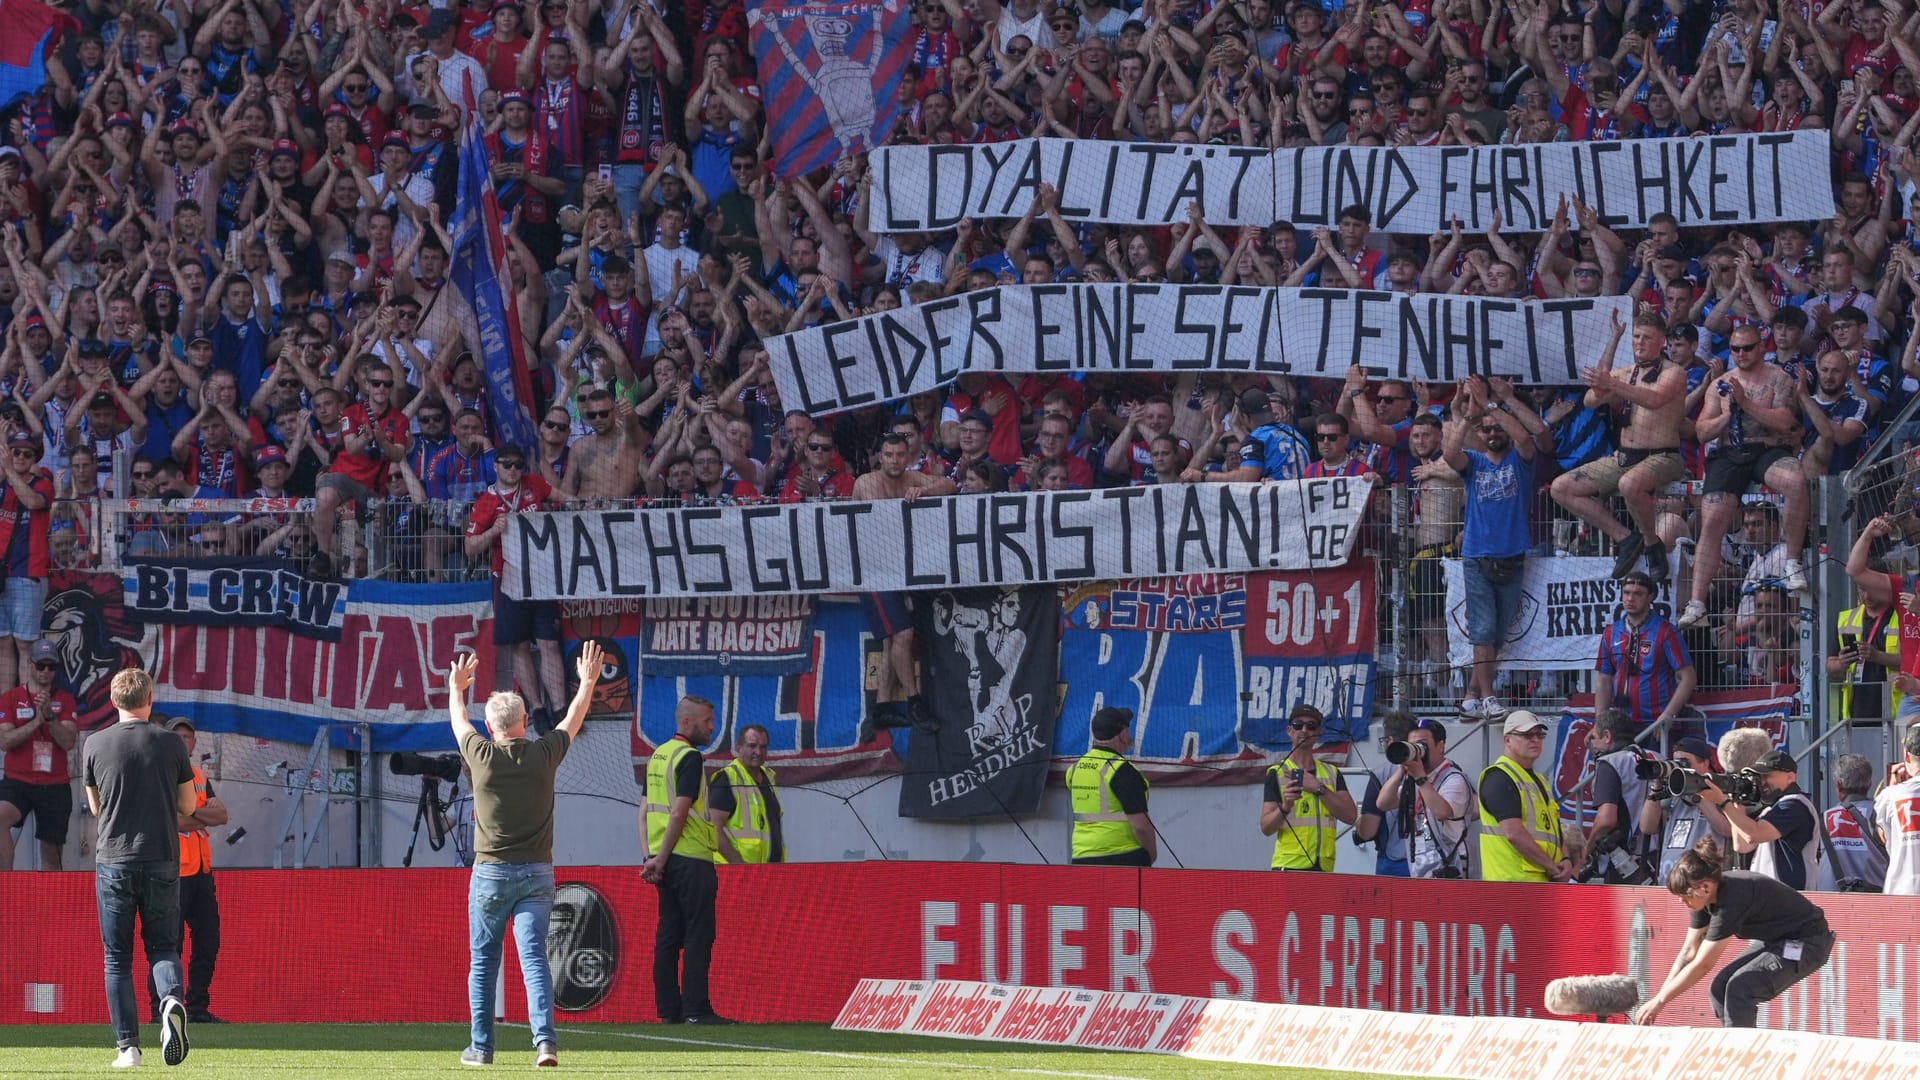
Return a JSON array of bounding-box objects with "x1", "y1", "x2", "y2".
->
[
  {"x1": 1582, "y1": 709, "x2": 1655, "y2": 884},
  {"x1": 1259, "y1": 704, "x2": 1357, "y2": 872},
  {"x1": 1704, "y1": 750, "x2": 1819, "y2": 891},
  {"x1": 1640, "y1": 738, "x2": 1734, "y2": 885},
  {"x1": 1815, "y1": 754, "x2": 1887, "y2": 893},
  {"x1": 447, "y1": 641, "x2": 604, "y2": 1069},
  {"x1": 1355, "y1": 711, "x2": 1415, "y2": 877},
  {"x1": 1636, "y1": 838, "x2": 1833, "y2": 1029},
  {"x1": 1478, "y1": 711, "x2": 1579, "y2": 883},
  {"x1": 1375, "y1": 718, "x2": 1473, "y2": 879}
]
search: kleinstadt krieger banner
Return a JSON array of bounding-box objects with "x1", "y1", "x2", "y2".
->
[
  {"x1": 770, "y1": 285, "x2": 1630, "y2": 416},
  {"x1": 867, "y1": 131, "x2": 1832, "y2": 233},
  {"x1": 503, "y1": 481, "x2": 1370, "y2": 601}
]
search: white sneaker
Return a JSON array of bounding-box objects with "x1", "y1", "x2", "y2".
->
[
  {"x1": 1781, "y1": 560, "x2": 1808, "y2": 593},
  {"x1": 1676, "y1": 600, "x2": 1708, "y2": 629},
  {"x1": 535, "y1": 1042, "x2": 559, "y2": 1067},
  {"x1": 1460, "y1": 697, "x2": 1482, "y2": 718},
  {"x1": 1480, "y1": 697, "x2": 1504, "y2": 720},
  {"x1": 159, "y1": 995, "x2": 189, "y2": 1066},
  {"x1": 112, "y1": 1047, "x2": 141, "y2": 1068}
]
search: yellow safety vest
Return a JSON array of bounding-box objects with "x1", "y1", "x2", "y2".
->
[
  {"x1": 717, "y1": 758, "x2": 779, "y2": 864},
  {"x1": 1833, "y1": 605, "x2": 1900, "y2": 720},
  {"x1": 1066, "y1": 748, "x2": 1147, "y2": 861},
  {"x1": 1477, "y1": 755, "x2": 1563, "y2": 882},
  {"x1": 1268, "y1": 759, "x2": 1341, "y2": 871},
  {"x1": 178, "y1": 766, "x2": 211, "y2": 877},
  {"x1": 645, "y1": 737, "x2": 716, "y2": 862}
]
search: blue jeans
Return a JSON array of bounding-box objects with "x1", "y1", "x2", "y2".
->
[
  {"x1": 97, "y1": 860, "x2": 183, "y2": 1050},
  {"x1": 1463, "y1": 557, "x2": 1525, "y2": 647},
  {"x1": 612, "y1": 164, "x2": 647, "y2": 225},
  {"x1": 468, "y1": 862, "x2": 557, "y2": 1055}
]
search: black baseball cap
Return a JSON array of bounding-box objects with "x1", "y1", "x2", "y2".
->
[{"x1": 1090, "y1": 707, "x2": 1133, "y2": 740}]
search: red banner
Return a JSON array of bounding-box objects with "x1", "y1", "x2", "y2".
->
[{"x1": 3, "y1": 866, "x2": 1914, "y2": 1038}]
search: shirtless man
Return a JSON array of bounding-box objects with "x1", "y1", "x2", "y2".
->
[
  {"x1": 1550, "y1": 312, "x2": 1689, "y2": 583},
  {"x1": 851, "y1": 433, "x2": 957, "y2": 729},
  {"x1": 1678, "y1": 325, "x2": 1810, "y2": 629},
  {"x1": 557, "y1": 387, "x2": 645, "y2": 501}
]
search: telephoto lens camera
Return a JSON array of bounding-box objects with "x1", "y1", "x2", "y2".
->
[
  {"x1": 389, "y1": 752, "x2": 463, "y2": 782},
  {"x1": 1385, "y1": 740, "x2": 1428, "y2": 766}
]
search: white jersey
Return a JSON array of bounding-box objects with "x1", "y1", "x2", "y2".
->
[{"x1": 1875, "y1": 778, "x2": 1920, "y2": 896}]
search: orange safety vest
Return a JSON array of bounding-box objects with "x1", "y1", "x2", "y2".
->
[{"x1": 179, "y1": 765, "x2": 212, "y2": 876}]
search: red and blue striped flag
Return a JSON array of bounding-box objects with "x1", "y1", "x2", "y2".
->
[
  {"x1": 746, "y1": 0, "x2": 913, "y2": 179},
  {"x1": 0, "y1": 0, "x2": 74, "y2": 112}
]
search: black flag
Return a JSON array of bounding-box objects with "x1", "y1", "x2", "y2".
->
[{"x1": 897, "y1": 587, "x2": 1060, "y2": 820}]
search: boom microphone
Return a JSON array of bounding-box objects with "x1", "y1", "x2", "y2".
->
[
  {"x1": 1717, "y1": 728, "x2": 1774, "y2": 774},
  {"x1": 1544, "y1": 975, "x2": 1642, "y2": 1021}
]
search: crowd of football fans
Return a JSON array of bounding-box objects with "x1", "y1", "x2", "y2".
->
[{"x1": 0, "y1": 1, "x2": 1917, "y2": 762}]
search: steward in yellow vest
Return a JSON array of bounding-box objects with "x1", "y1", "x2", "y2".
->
[
  {"x1": 1831, "y1": 601, "x2": 1899, "y2": 721},
  {"x1": 1066, "y1": 707, "x2": 1155, "y2": 866},
  {"x1": 640, "y1": 695, "x2": 733, "y2": 1024},
  {"x1": 708, "y1": 725, "x2": 784, "y2": 864},
  {"x1": 1259, "y1": 705, "x2": 1357, "y2": 871},
  {"x1": 1476, "y1": 710, "x2": 1573, "y2": 883}
]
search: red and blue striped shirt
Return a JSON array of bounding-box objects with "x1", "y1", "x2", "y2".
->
[{"x1": 1596, "y1": 613, "x2": 1693, "y2": 726}]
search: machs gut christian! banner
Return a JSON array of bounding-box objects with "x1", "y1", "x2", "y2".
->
[
  {"x1": 867, "y1": 131, "x2": 1833, "y2": 234},
  {"x1": 504, "y1": 481, "x2": 1370, "y2": 601},
  {"x1": 769, "y1": 284, "x2": 1629, "y2": 417}
]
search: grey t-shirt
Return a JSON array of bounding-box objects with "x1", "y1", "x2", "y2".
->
[
  {"x1": 461, "y1": 728, "x2": 570, "y2": 864},
  {"x1": 83, "y1": 720, "x2": 193, "y2": 866}
]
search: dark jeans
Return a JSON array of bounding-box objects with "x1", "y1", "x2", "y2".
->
[
  {"x1": 1710, "y1": 933, "x2": 1834, "y2": 1028},
  {"x1": 97, "y1": 860, "x2": 183, "y2": 1050},
  {"x1": 653, "y1": 855, "x2": 717, "y2": 1019},
  {"x1": 149, "y1": 873, "x2": 219, "y2": 1018}
]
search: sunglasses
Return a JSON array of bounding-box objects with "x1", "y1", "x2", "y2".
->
[
  {"x1": 32, "y1": 661, "x2": 55, "y2": 670},
  {"x1": 807, "y1": 443, "x2": 834, "y2": 451},
  {"x1": 1315, "y1": 433, "x2": 1344, "y2": 442},
  {"x1": 131, "y1": 470, "x2": 154, "y2": 479},
  {"x1": 541, "y1": 420, "x2": 568, "y2": 430},
  {"x1": 1289, "y1": 721, "x2": 1322, "y2": 732},
  {"x1": 1729, "y1": 343, "x2": 1759, "y2": 353},
  {"x1": 366, "y1": 379, "x2": 394, "y2": 388},
  {"x1": 497, "y1": 460, "x2": 525, "y2": 469},
  {"x1": 346, "y1": 83, "x2": 370, "y2": 91},
  {"x1": 583, "y1": 410, "x2": 611, "y2": 421}
]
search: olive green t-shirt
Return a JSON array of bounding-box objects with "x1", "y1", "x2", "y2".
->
[{"x1": 460, "y1": 728, "x2": 571, "y2": 864}]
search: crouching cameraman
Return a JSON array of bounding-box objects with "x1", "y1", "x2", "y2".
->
[
  {"x1": 1640, "y1": 737, "x2": 1733, "y2": 885},
  {"x1": 1710, "y1": 750, "x2": 1819, "y2": 890},
  {"x1": 1637, "y1": 838, "x2": 1833, "y2": 1029}
]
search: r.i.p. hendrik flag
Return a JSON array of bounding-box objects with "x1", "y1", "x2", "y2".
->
[
  {"x1": 0, "y1": 0, "x2": 73, "y2": 111},
  {"x1": 746, "y1": 0, "x2": 912, "y2": 179},
  {"x1": 450, "y1": 115, "x2": 539, "y2": 454}
]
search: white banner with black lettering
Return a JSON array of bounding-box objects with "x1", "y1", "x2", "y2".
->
[
  {"x1": 771, "y1": 284, "x2": 1630, "y2": 416},
  {"x1": 1442, "y1": 555, "x2": 1681, "y2": 671},
  {"x1": 868, "y1": 130, "x2": 1833, "y2": 234},
  {"x1": 503, "y1": 480, "x2": 1371, "y2": 600}
]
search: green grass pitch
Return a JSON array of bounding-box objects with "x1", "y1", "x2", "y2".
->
[{"x1": 0, "y1": 1021, "x2": 1392, "y2": 1077}]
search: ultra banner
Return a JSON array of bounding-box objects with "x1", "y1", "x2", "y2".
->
[
  {"x1": 867, "y1": 131, "x2": 1833, "y2": 233},
  {"x1": 899, "y1": 586, "x2": 1061, "y2": 820},
  {"x1": 768, "y1": 285, "x2": 1631, "y2": 417},
  {"x1": 505, "y1": 480, "x2": 1371, "y2": 601},
  {"x1": 122, "y1": 557, "x2": 348, "y2": 641},
  {"x1": 1055, "y1": 563, "x2": 1377, "y2": 783},
  {"x1": 1441, "y1": 555, "x2": 1680, "y2": 671}
]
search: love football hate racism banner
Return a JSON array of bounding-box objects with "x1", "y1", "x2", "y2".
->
[
  {"x1": 867, "y1": 130, "x2": 1833, "y2": 233},
  {"x1": 503, "y1": 480, "x2": 1371, "y2": 601},
  {"x1": 768, "y1": 284, "x2": 1632, "y2": 416},
  {"x1": 899, "y1": 587, "x2": 1061, "y2": 820}
]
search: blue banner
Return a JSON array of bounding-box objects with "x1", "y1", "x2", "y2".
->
[
  {"x1": 639, "y1": 595, "x2": 817, "y2": 677},
  {"x1": 451, "y1": 120, "x2": 540, "y2": 454},
  {"x1": 746, "y1": 0, "x2": 914, "y2": 179}
]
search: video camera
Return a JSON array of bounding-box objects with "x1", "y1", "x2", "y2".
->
[
  {"x1": 389, "y1": 752, "x2": 462, "y2": 783},
  {"x1": 1632, "y1": 753, "x2": 1762, "y2": 807}
]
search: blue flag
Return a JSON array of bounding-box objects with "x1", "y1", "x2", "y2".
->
[{"x1": 449, "y1": 118, "x2": 540, "y2": 455}]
